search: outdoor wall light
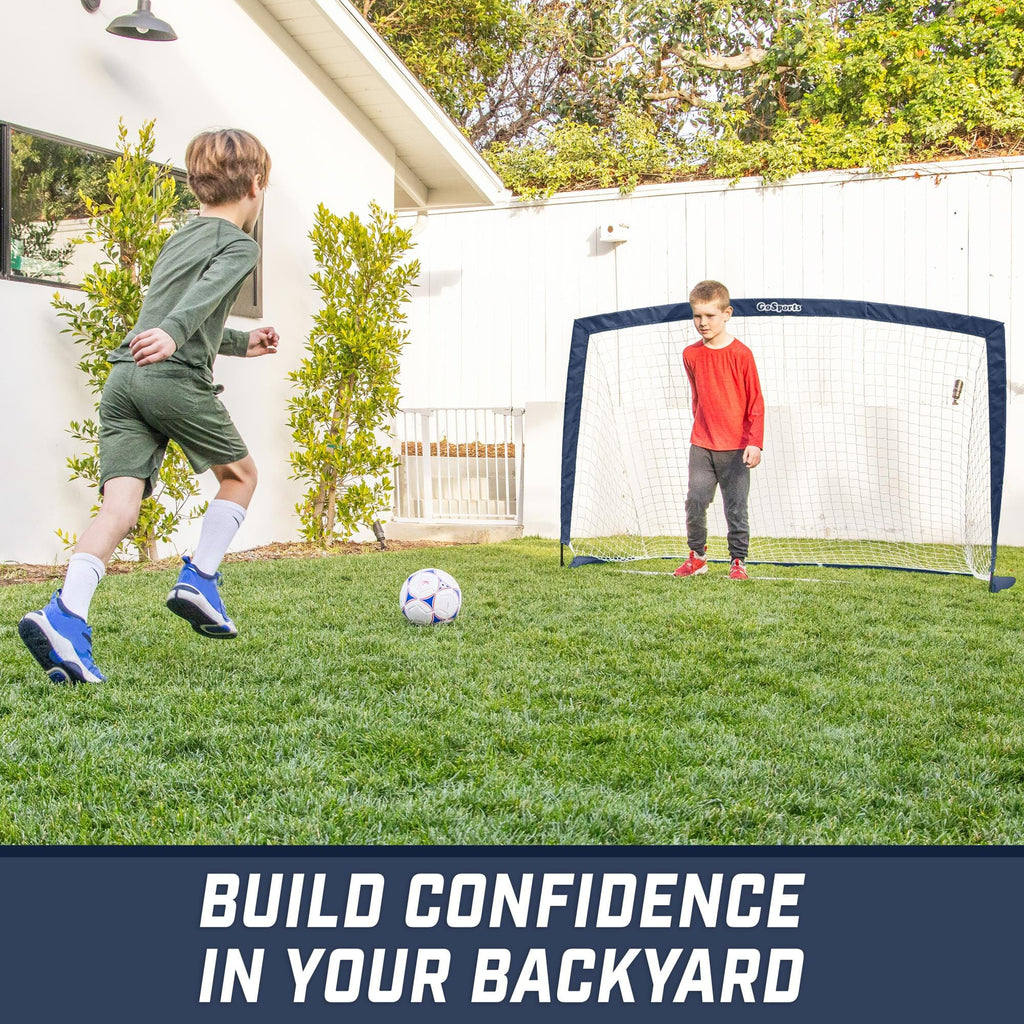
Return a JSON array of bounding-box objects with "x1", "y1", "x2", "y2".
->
[{"x1": 105, "y1": 1, "x2": 178, "y2": 41}]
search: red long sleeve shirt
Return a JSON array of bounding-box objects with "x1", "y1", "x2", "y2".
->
[{"x1": 682, "y1": 338, "x2": 765, "y2": 451}]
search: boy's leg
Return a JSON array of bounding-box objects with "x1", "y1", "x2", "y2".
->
[
  {"x1": 675, "y1": 446, "x2": 717, "y2": 577},
  {"x1": 166, "y1": 456, "x2": 256, "y2": 638},
  {"x1": 714, "y1": 449, "x2": 751, "y2": 562},
  {"x1": 63, "y1": 475, "x2": 148, "y2": 617},
  {"x1": 192, "y1": 456, "x2": 257, "y2": 574},
  {"x1": 210, "y1": 454, "x2": 258, "y2": 509},
  {"x1": 685, "y1": 445, "x2": 718, "y2": 556},
  {"x1": 60, "y1": 553, "x2": 106, "y2": 622},
  {"x1": 18, "y1": 477, "x2": 144, "y2": 683},
  {"x1": 74, "y1": 475, "x2": 148, "y2": 570}
]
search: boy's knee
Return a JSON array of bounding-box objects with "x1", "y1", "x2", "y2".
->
[
  {"x1": 100, "y1": 505, "x2": 140, "y2": 542},
  {"x1": 217, "y1": 457, "x2": 257, "y2": 484},
  {"x1": 212, "y1": 457, "x2": 258, "y2": 505},
  {"x1": 98, "y1": 486, "x2": 143, "y2": 535},
  {"x1": 237, "y1": 459, "x2": 258, "y2": 492}
]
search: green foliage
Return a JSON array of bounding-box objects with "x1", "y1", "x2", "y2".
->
[
  {"x1": 691, "y1": 0, "x2": 1024, "y2": 180},
  {"x1": 486, "y1": 104, "x2": 695, "y2": 198},
  {"x1": 788, "y1": 0, "x2": 1024, "y2": 165},
  {"x1": 288, "y1": 202, "x2": 420, "y2": 546},
  {"x1": 366, "y1": 0, "x2": 584, "y2": 147},
  {"x1": 51, "y1": 119, "x2": 206, "y2": 562},
  {"x1": 363, "y1": 0, "x2": 530, "y2": 136},
  {"x1": 366, "y1": 0, "x2": 1024, "y2": 194}
]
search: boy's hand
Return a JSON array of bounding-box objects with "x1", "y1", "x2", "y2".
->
[
  {"x1": 247, "y1": 327, "x2": 279, "y2": 358},
  {"x1": 743, "y1": 445, "x2": 762, "y2": 468},
  {"x1": 130, "y1": 328, "x2": 177, "y2": 366}
]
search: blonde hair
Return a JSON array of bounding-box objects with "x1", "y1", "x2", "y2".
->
[
  {"x1": 185, "y1": 129, "x2": 271, "y2": 205},
  {"x1": 689, "y1": 280, "x2": 731, "y2": 309}
]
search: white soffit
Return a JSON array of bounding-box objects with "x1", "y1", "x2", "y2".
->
[{"x1": 238, "y1": 0, "x2": 509, "y2": 210}]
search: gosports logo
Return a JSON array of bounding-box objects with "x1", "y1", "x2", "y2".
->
[{"x1": 756, "y1": 301, "x2": 803, "y2": 312}]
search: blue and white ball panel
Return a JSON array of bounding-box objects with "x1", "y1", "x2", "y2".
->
[{"x1": 400, "y1": 568, "x2": 462, "y2": 625}]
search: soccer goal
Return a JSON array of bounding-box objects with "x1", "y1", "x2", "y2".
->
[{"x1": 560, "y1": 299, "x2": 1014, "y2": 591}]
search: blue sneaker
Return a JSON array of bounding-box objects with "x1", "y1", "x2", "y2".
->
[
  {"x1": 18, "y1": 591, "x2": 107, "y2": 684},
  {"x1": 166, "y1": 556, "x2": 237, "y2": 638}
]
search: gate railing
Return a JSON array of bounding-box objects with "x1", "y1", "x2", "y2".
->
[{"x1": 393, "y1": 407, "x2": 525, "y2": 523}]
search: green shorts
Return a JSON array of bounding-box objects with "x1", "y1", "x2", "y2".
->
[{"x1": 99, "y1": 361, "x2": 248, "y2": 497}]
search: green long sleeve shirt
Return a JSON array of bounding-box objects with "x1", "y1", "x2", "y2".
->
[{"x1": 110, "y1": 216, "x2": 260, "y2": 371}]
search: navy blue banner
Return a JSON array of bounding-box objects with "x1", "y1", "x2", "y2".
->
[{"x1": 1, "y1": 847, "x2": 1021, "y2": 1021}]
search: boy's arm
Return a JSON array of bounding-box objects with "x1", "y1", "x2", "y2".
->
[
  {"x1": 219, "y1": 326, "x2": 280, "y2": 358},
  {"x1": 743, "y1": 349, "x2": 766, "y2": 452},
  {"x1": 219, "y1": 328, "x2": 251, "y2": 357},
  {"x1": 682, "y1": 349, "x2": 699, "y2": 416}
]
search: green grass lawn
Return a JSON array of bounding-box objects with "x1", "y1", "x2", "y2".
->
[{"x1": 1, "y1": 538, "x2": 1021, "y2": 845}]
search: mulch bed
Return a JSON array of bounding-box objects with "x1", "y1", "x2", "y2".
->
[{"x1": 0, "y1": 539, "x2": 463, "y2": 587}]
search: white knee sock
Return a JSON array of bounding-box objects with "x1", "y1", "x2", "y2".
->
[
  {"x1": 193, "y1": 499, "x2": 247, "y2": 576},
  {"x1": 61, "y1": 552, "x2": 106, "y2": 620}
]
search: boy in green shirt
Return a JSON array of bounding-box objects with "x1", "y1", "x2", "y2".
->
[{"x1": 19, "y1": 129, "x2": 278, "y2": 683}]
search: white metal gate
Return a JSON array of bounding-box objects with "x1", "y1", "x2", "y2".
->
[{"x1": 393, "y1": 407, "x2": 525, "y2": 523}]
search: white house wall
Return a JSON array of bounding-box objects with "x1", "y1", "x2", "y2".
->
[
  {"x1": 2, "y1": 0, "x2": 397, "y2": 563},
  {"x1": 399, "y1": 160, "x2": 1024, "y2": 546}
]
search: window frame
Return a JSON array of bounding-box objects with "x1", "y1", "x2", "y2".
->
[{"x1": 230, "y1": 203, "x2": 264, "y2": 319}]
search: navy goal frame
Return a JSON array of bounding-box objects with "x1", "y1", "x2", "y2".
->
[{"x1": 560, "y1": 298, "x2": 1015, "y2": 591}]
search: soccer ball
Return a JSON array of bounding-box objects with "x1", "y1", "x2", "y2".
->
[{"x1": 399, "y1": 568, "x2": 462, "y2": 625}]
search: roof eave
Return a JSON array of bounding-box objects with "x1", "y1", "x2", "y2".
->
[{"x1": 239, "y1": 0, "x2": 509, "y2": 210}]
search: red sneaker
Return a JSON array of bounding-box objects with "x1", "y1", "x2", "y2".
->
[
  {"x1": 673, "y1": 551, "x2": 708, "y2": 577},
  {"x1": 728, "y1": 558, "x2": 749, "y2": 580}
]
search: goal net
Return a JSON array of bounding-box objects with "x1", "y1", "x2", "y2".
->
[{"x1": 561, "y1": 299, "x2": 1013, "y2": 589}]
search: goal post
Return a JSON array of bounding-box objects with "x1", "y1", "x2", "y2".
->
[{"x1": 560, "y1": 298, "x2": 1015, "y2": 591}]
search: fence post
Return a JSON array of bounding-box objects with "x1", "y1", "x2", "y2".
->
[
  {"x1": 419, "y1": 410, "x2": 434, "y2": 520},
  {"x1": 514, "y1": 409, "x2": 525, "y2": 526}
]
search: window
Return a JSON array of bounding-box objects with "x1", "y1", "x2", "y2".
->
[
  {"x1": 1, "y1": 123, "x2": 262, "y2": 316},
  {"x1": 230, "y1": 202, "x2": 263, "y2": 318},
  {"x1": 1, "y1": 125, "x2": 114, "y2": 287}
]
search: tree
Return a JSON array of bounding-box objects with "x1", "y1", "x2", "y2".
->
[
  {"x1": 364, "y1": 1, "x2": 602, "y2": 147},
  {"x1": 365, "y1": 0, "x2": 1024, "y2": 194},
  {"x1": 288, "y1": 202, "x2": 420, "y2": 546},
  {"x1": 791, "y1": 1, "x2": 1024, "y2": 166},
  {"x1": 487, "y1": 103, "x2": 694, "y2": 198},
  {"x1": 52, "y1": 120, "x2": 206, "y2": 561},
  {"x1": 363, "y1": 0, "x2": 529, "y2": 143},
  {"x1": 605, "y1": 0, "x2": 1024, "y2": 181}
]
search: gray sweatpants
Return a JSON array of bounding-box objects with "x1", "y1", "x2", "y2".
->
[{"x1": 685, "y1": 445, "x2": 750, "y2": 561}]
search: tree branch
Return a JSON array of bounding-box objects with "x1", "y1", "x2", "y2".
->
[
  {"x1": 644, "y1": 89, "x2": 709, "y2": 108},
  {"x1": 586, "y1": 40, "x2": 642, "y2": 63},
  {"x1": 667, "y1": 44, "x2": 770, "y2": 72}
]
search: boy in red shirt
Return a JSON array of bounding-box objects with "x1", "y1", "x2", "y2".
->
[{"x1": 674, "y1": 280, "x2": 764, "y2": 580}]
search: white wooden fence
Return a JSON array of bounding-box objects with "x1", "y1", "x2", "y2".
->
[{"x1": 399, "y1": 156, "x2": 1024, "y2": 545}]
